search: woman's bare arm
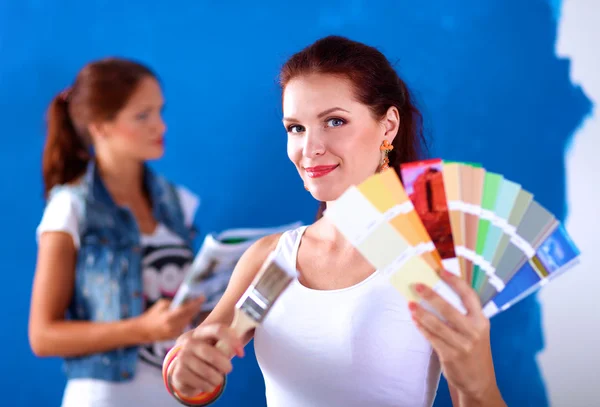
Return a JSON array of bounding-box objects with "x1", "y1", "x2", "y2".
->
[{"x1": 29, "y1": 232, "x2": 151, "y2": 357}]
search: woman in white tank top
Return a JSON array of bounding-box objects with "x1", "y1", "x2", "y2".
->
[{"x1": 164, "y1": 36, "x2": 507, "y2": 407}]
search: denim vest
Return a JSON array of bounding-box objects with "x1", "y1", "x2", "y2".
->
[{"x1": 47, "y1": 162, "x2": 195, "y2": 382}]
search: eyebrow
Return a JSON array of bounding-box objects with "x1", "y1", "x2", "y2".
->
[
  {"x1": 283, "y1": 107, "x2": 350, "y2": 123},
  {"x1": 137, "y1": 102, "x2": 164, "y2": 111}
]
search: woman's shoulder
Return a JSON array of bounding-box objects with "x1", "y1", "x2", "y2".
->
[
  {"x1": 244, "y1": 232, "x2": 285, "y2": 263},
  {"x1": 44, "y1": 178, "x2": 86, "y2": 214},
  {"x1": 237, "y1": 224, "x2": 307, "y2": 274},
  {"x1": 46, "y1": 176, "x2": 85, "y2": 199},
  {"x1": 38, "y1": 180, "x2": 86, "y2": 248}
]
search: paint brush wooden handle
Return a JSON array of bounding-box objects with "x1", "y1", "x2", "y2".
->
[
  {"x1": 215, "y1": 308, "x2": 259, "y2": 357},
  {"x1": 214, "y1": 249, "x2": 295, "y2": 358}
]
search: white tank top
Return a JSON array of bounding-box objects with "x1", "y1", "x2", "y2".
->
[{"x1": 254, "y1": 226, "x2": 442, "y2": 407}]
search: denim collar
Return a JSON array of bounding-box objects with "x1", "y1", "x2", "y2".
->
[{"x1": 82, "y1": 160, "x2": 166, "y2": 221}]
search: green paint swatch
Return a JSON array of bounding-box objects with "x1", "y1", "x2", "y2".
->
[{"x1": 471, "y1": 172, "x2": 503, "y2": 288}]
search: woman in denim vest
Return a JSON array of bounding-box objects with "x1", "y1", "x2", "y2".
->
[{"x1": 29, "y1": 58, "x2": 205, "y2": 407}]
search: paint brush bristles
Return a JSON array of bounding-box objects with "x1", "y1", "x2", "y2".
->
[{"x1": 215, "y1": 250, "x2": 295, "y2": 356}]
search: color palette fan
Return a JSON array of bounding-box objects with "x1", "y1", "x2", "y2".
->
[{"x1": 323, "y1": 159, "x2": 581, "y2": 318}]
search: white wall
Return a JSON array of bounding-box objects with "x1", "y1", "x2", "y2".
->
[{"x1": 538, "y1": 1, "x2": 600, "y2": 406}]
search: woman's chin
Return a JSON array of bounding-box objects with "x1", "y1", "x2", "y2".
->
[
  {"x1": 142, "y1": 147, "x2": 165, "y2": 161},
  {"x1": 309, "y1": 184, "x2": 345, "y2": 203}
]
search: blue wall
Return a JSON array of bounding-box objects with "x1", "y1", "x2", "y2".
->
[{"x1": 0, "y1": 1, "x2": 590, "y2": 406}]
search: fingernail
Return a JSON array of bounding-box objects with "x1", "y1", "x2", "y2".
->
[
  {"x1": 408, "y1": 301, "x2": 418, "y2": 312},
  {"x1": 414, "y1": 283, "x2": 425, "y2": 293}
]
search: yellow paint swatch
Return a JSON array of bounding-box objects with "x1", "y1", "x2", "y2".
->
[{"x1": 357, "y1": 169, "x2": 443, "y2": 272}]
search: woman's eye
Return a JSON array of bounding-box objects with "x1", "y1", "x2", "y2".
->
[
  {"x1": 136, "y1": 112, "x2": 150, "y2": 120},
  {"x1": 326, "y1": 118, "x2": 345, "y2": 127},
  {"x1": 288, "y1": 124, "x2": 305, "y2": 134}
]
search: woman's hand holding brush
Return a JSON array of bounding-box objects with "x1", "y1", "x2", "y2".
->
[
  {"x1": 168, "y1": 323, "x2": 245, "y2": 398},
  {"x1": 163, "y1": 246, "x2": 296, "y2": 405}
]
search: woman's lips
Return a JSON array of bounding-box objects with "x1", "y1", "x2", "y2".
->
[{"x1": 305, "y1": 165, "x2": 339, "y2": 178}]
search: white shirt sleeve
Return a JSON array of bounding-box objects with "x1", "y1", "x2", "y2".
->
[
  {"x1": 36, "y1": 185, "x2": 197, "y2": 248},
  {"x1": 175, "y1": 185, "x2": 200, "y2": 227},
  {"x1": 36, "y1": 189, "x2": 82, "y2": 249}
]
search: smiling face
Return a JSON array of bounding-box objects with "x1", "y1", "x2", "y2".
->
[{"x1": 283, "y1": 73, "x2": 399, "y2": 202}]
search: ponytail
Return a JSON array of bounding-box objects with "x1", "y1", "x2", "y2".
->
[{"x1": 42, "y1": 91, "x2": 90, "y2": 198}]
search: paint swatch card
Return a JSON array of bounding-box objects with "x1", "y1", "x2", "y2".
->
[
  {"x1": 459, "y1": 163, "x2": 486, "y2": 284},
  {"x1": 471, "y1": 171, "x2": 504, "y2": 288},
  {"x1": 471, "y1": 178, "x2": 520, "y2": 290},
  {"x1": 442, "y1": 162, "x2": 468, "y2": 279},
  {"x1": 472, "y1": 179, "x2": 522, "y2": 292},
  {"x1": 324, "y1": 173, "x2": 465, "y2": 313},
  {"x1": 323, "y1": 158, "x2": 581, "y2": 320},
  {"x1": 357, "y1": 169, "x2": 443, "y2": 272},
  {"x1": 324, "y1": 186, "x2": 415, "y2": 270},
  {"x1": 488, "y1": 189, "x2": 534, "y2": 272},
  {"x1": 388, "y1": 256, "x2": 467, "y2": 315},
  {"x1": 483, "y1": 224, "x2": 580, "y2": 317},
  {"x1": 479, "y1": 200, "x2": 558, "y2": 305},
  {"x1": 400, "y1": 159, "x2": 460, "y2": 276}
]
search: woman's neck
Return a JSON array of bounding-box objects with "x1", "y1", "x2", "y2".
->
[
  {"x1": 312, "y1": 215, "x2": 354, "y2": 250},
  {"x1": 96, "y1": 155, "x2": 145, "y2": 205}
]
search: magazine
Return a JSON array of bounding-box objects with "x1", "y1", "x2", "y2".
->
[{"x1": 170, "y1": 221, "x2": 303, "y2": 311}]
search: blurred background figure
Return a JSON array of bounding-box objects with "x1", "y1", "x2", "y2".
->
[{"x1": 28, "y1": 58, "x2": 205, "y2": 407}]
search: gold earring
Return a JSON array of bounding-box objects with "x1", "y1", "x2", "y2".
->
[{"x1": 379, "y1": 140, "x2": 394, "y2": 171}]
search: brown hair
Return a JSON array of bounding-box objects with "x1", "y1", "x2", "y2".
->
[
  {"x1": 279, "y1": 35, "x2": 428, "y2": 218},
  {"x1": 42, "y1": 58, "x2": 156, "y2": 198}
]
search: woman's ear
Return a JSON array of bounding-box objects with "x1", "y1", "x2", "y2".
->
[
  {"x1": 87, "y1": 122, "x2": 103, "y2": 140},
  {"x1": 87, "y1": 121, "x2": 111, "y2": 141},
  {"x1": 382, "y1": 106, "x2": 400, "y2": 143}
]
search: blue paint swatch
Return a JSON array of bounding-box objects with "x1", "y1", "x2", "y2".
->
[{"x1": 485, "y1": 224, "x2": 580, "y2": 316}]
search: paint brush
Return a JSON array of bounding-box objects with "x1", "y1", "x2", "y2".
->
[{"x1": 215, "y1": 249, "x2": 295, "y2": 356}]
